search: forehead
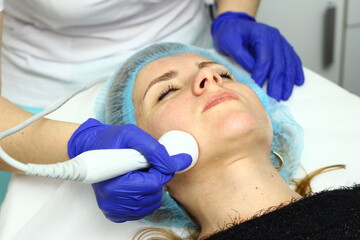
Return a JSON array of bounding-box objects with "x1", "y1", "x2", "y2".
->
[{"x1": 139, "y1": 53, "x2": 211, "y2": 74}]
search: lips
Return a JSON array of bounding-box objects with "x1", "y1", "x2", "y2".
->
[{"x1": 202, "y1": 91, "x2": 239, "y2": 112}]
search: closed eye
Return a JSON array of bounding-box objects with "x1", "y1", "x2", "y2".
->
[
  {"x1": 219, "y1": 70, "x2": 233, "y2": 80},
  {"x1": 157, "y1": 84, "x2": 180, "y2": 102}
]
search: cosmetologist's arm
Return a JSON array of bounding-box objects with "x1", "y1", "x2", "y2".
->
[
  {"x1": 216, "y1": 0, "x2": 260, "y2": 17},
  {"x1": 0, "y1": 97, "x2": 78, "y2": 173}
]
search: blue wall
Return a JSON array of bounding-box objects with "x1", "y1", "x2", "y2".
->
[{"x1": 0, "y1": 171, "x2": 11, "y2": 204}]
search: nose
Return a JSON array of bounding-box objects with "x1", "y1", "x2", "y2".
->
[{"x1": 192, "y1": 67, "x2": 223, "y2": 95}]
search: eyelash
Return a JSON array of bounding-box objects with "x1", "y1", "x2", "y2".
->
[
  {"x1": 157, "y1": 84, "x2": 179, "y2": 102},
  {"x1": 219, "y1": 70, "x2": 233, "y2": 80}
]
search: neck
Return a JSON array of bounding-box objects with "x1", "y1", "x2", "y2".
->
[{"x1": 171, "y1": 154, "x2": 301, "y2": 239}]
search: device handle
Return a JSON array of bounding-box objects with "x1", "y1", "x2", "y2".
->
[
  {"x1": 26, "y1": 130, "x2": 198, "y2": 183},
  {"x1": 78, "y1": 149, "x2": 149, "y2": 183}
]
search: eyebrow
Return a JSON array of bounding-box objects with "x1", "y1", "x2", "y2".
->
[
  {"x1": 198, "y1": 61, "x2": 218, "y2": 69},
  {"x1": 142, "y1": 61, "x2": 220, "y2": 99}
]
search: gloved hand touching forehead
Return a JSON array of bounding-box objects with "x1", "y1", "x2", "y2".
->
[
  {"x1": 211, "y1": 11, "x2": 305, "y2": 101},
  {"x1": 68, "y1": 118, "x2": 192, "y2": 222}
]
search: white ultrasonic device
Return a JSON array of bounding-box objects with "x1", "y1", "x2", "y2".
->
[{"x1": 1, "y1": 130, "x2": 198, "y2": 183}]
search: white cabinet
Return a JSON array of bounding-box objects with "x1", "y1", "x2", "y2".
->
[
  {"x1": 257, "y1": 0, "x2": 360, "y2": 96},
  {"x1": 343, "y1": 0, "x2": 360, "y2": 96},
  {"x1": 257, "y1": 0, "x2": 345, "y2": 85}
]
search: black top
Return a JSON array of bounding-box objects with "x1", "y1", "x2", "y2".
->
[{"x1": 206, "y1": 185, "x2": 360, "y2": 240}]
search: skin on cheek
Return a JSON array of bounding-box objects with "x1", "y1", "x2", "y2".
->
[
  {"x1": 141, "y1": 93, "x2": 196, "y2": 139},
  {"x1": 146, "y1": 109, "x2": 187, "y2": 139}
]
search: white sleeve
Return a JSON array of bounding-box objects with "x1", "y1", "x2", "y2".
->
[{"x1": 0, "y1": 0, "x2": 3, "y2": 11}]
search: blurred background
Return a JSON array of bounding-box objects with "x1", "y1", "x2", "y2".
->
[{"x1": 258, "y1": 0, "x2": 360, "y2": 97}]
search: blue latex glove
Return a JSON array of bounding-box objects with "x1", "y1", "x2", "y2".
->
[
  {"x1": 211, "y1": 11, "x2": 304, "y2": 101},
  {"x1": 68, "y1": 118, "x2": 192, "y2": 222}
]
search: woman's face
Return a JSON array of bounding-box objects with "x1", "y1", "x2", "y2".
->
[{"x1": 133, "y1": 53, "x2": 272, "y2": 161}]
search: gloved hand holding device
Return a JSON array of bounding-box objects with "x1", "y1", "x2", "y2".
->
[
  {"x1": 68, "y1": 118, "x2": 192, "y2": 222},
  {"x1": 211, "y1": 11, "x2": 305, "y2": 101}
]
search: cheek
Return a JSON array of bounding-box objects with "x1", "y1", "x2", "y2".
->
[{"x1": 140, "y1": 98, "x2": 194, "y2": 139}]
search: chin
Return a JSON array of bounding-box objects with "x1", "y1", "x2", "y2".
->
[
  {"x1": 206, "y1": 111, "x2": 270, "y2": 149},
  {"x1": 219, "y1": 111, "x2": 262, "y2": 135},
  {"x1": 186, "y1": 112, "x2": 271, "y2": 170}
]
